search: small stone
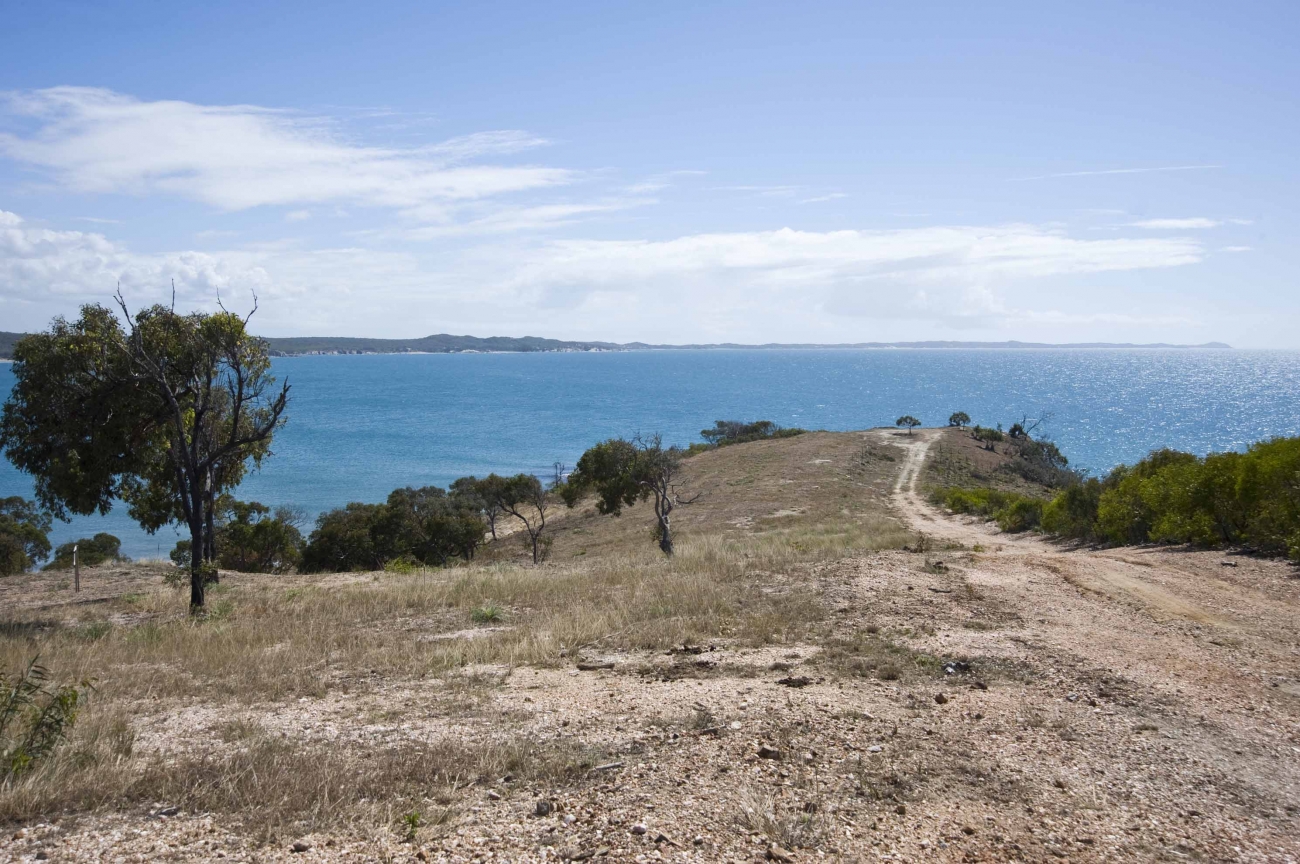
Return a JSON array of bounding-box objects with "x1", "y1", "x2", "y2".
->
[
  {"x1": 730, "y1": 721, "x2": 743, "y2": 730},
  {"x1": 155, "y1": 805, "x2": 180, "y2": 817},
  {"x1": 757, "y1": 743, "x2": 782, "y2": 760},
  {"x1": 1066, "y1": 693, "x2": 1079, "y2": 702},
  {"x1": 693, "y1": 836, "x2": 705, "y2": 846},
  {"x1": 767, "y1": 844, "x2": 795, "y2": 862},
  {"x1": 868, "y1": 745, "x2": 883, "y2": 753},
  {"x1": 35, "y1": 854, "x2": 48, "y2": 861},
  {"x1": 416, "y1": 852, "x2": 429, "y2": 861},
  {"x1": 894, "y1": 804, "x2": 907, "y2": 815},
  {"x1": 1053, "y1": 778, "x2": 1068, "y2": 790},
  {"x1": 534, "y1": 800, "x2": 554, "y2": 817},
  {"x1": 563, "y1": 814, "x2": 577, "y2": 825},
  {"x1": 631, "y1": 823, "x2": 647, "y2": 835},
  {"x1": 934, "y1": 693, "x2": 948, "y2": 705},
  {"x1": 970, "y1": 681, "x2": 988, "y2": 690},
  {"x1": 290, "y1": 840, "x2": 311, "y2": 853},
  {"x1": 487, "y1": 790, "x2": 501, "y2": 801},
  {"x1": 962, "y1": 826, "x2": 976, "y2": 836}
]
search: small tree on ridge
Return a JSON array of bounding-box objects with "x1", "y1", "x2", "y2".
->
[{"x1": 896, "y1": 415, "x2": 921, "y2": 435}]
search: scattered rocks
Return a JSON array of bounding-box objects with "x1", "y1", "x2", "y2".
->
[
  {"x1": 777, "y1": 675, "x2": 814, "y2": 688},
  {"x1": 757, "y1": 743, "x2": 782, "y2": 760},
  {"x1": 767, "y1": 844, "x2": 795, "y2": 862},
  {"x1": 934, "y1": 692, "x2": 949, "y2": 705},
  {"x1": 534, "y1": 800, "x2": 554, "y2": 817}
]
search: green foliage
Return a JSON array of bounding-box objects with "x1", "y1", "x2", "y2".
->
[
  {"x1": 696, "y1": 420, "x2": 805, "y2": 451},
  {"x1": 471, "y1": 604, "x2": 505, "y2": 624},
  {"x1": 971, "y1": 425, "x2": 1004, "y2": 445},
  {"x1": 563, "y1": 434, "x2": 692, "y2": 555},
  {"x1": 44, "y1": 533, "x2": 126, "y2": 571},
  {"x1": 0, "y1": 302, "x2": 289, "y2": 607},
  {"x1": 0, "y1": 497, "x2": 52, "y2": 576},
  {"x1": 1002, "y1": 438, "x2": 1079, "y2": 489},
  {"x1": 1, "y1": 658, "x2": 90, "y2": 778},
  {"x1": 948, "y1": 412, "x2": 971, "y2": 428},
  {"x1": 215, "y1": 499, "x2": 304, "y2": 573},
  {"x1": 895, "y1": 415, "x2": 921, "y2": 434},
  {"x1": 302, "y1": 483, "x2": 487, "y2": 573},
  {"x1": 931, "y1": 487, "x2": 1045, "y2": 533},
  {"x1": 1039, "y1": 437, "x2": 1300, "y2": 558},
  {"x1": 1041, "y1": 479, "x2": 1103, "y2": 540}
]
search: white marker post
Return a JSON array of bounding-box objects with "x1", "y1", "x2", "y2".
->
[{"x1": 73, "y1": 544, "x2": 80, "y2": 593}]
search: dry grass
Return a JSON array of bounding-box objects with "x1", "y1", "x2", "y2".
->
[{"x1": 0, "y1": 431, "x2": 911, "y2": 838}]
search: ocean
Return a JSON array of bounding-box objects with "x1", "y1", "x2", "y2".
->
[{"x1": 4, "y1": 348, "x2": 1299, "y2": 560}]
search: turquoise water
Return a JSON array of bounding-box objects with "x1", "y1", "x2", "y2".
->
[{"x1": 4, "y1": 349, "x2": 1300, "y2": 560}]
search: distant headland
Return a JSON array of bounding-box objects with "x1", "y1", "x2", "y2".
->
[{"x1": 0, "y1": 330, "x2": 1233, "y2": 360}]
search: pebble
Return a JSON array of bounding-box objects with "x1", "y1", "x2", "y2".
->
[
  {"x1": 868, "y1": 745, "x2": 883, "y2": 753},
  {"x1": 290, "y1": 840, "x2": 311, "y2": 853},
  {"x1": 934, "y1": 693, "x2": 949, "y2": 705},
  {"x1": 487, "y1": 790, "x2": 502, "y2": 801},
  {"x1": 631, "y1": 823, "x2": 647, "y2": 835},
  {"x1": 534, "y1": 800, "x2": 554, "y2": 817}
]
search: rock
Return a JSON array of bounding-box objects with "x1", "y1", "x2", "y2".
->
[
  {"x1": 290, "y1": 840, "x2": 311, "y2": 853},
  {"x1": 767, "y1": 844, "x2": 795, "y2": 862},
  {"x1": 894, "y1": 804, "x2": 907, "y2": 816},
  {"x1": 943, "y1": 661, "x2": 970, "y2": 675},
  {"x1": 154, "y1": 805, "x2": 180, "y2": 817},
  {"x1": 962, "y1": 826, "x2": 976, "y2": 835},
  {"x1": 970, "y1": 681, "x2": 988, "y2": 690},
  {"x1": 563, "y1": 814, "x2": 577, "y2": 825},
  {"x1": 653, "y1": 832, "x2": 675, "y2": 845},
  {"x1": 576, "y1": 660, "x2": 616, "y2": 671},
  {"x1": 631, "y1": 823, "x2": 648, "y2": 835},
  {"x1": 534, "y1": 800, "x2": 554, "y2": 817},
  {"x1": 487, "y1": 790, "x2": 502, "y2": 801},
  {"x1": 1221, "y1": 560, "x2": 1238, "y2": 567},
  {"x1": 1053, "y1": 778, "x2": 1068, "y2": 790},
  {"x1": 693, "y1": 836, "x2": 705, "y2": 846},
  {"x1": 757, "y1": 743, "x2": 782, "y2": 760},
  {"x1": 868, "y1": 745, "x2": 883, "y2": 753},
  {"x1": 934, "y1": 693, "x2": 949, "y2": 705},
  {"x1": 730, "y1": 720, "x2": 743, "y2": 730},
  {"x1": 416, "y1": 851, "x2": 429, "y2": 861},
  {"x1": 35, "y1": 854, "x2": 48, "y2": 861},
  {"x1": 777, "y1": 675, "x2": 814, "y2": 688}
]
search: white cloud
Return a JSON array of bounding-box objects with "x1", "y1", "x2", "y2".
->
[
  {"x1": 1127, "y1": 217, "x2": 1221, "y2": 229},
  {"x1": 285, "y1": 210, "x2": 312, "y2": 222},
  {"x1": 1219, "y1": 246, "x2": 1253, "y2": 253},
  {"x1": 0, "y1": 209, "x2": 270, "y2": 303},
  {"x1": 0, "y1": 210, "x2": 1208, "y2": 337},
  {"x1": 1014, "y1": 165, "x2": 1222, "y2": 181},
  {"x1": 0, "y1": 87, "x2": 574, "y2": 216},
  {"x1": 799, "y1": 193, "x2": 848, "y2": 205}
]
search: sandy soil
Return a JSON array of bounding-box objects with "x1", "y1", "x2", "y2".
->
[{"x1": 6, "y1": 430, "x2": 1300, "y2": 863}]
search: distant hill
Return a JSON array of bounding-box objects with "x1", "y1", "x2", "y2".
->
[
  {"x1": 0, "y1": 330, "x2": 1233, "y2": 360},
  {"x1": 0, "y1": 332, "x2": 22, "y2": 359},
  {"x1": 260, "y1": 335, "x2": 1234, "y2": 356}
]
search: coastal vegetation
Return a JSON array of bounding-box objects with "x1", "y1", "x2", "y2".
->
[
  {"x1": 0, "y1": 497, "x2": 51, "y2": 576},
  {"x1": 0, "y1": 301, "x2": 289, "y2": 609},
  {"x1": 895, "y1": 415, "x2": 921, "y2": 435},
  {"x1": 928, "y1": 421, "x2": 1300, "y2": 560},
  {"x1": 44, "y1": 533, "x2": 126, "y2": 571}
]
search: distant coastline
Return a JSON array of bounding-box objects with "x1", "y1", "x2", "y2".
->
[{"x1": 0, "y1": 330, "x2": 1234, "y2": 360}]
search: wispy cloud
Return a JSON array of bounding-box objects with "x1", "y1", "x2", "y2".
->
[
  {"x1": 1219, "y1": 246, "x2": 1253, "y2": 253},
  {"x1": 799, "y1": 193, "x2": 848, "y2": 205},
  {"x1": 0, "y1": 87, "x2": 574, "y2": 217},
  {"x1": 1013, "y1": 164, "x2": 1221, "y2": 181},
  {"x1": 1127, "y1": 217, "x2": 1220, "y2": 229},
  {"x1": 75, "y1": 216, "x2": 120, "y2": 224}
]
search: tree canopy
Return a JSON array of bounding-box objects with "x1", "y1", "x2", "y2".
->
[
  {"x1": 0, "y1": 299, "x2": 288, "y2": 608},
  {"x1": 895, "y1": 415, "x2": 921, "y2": 435},
  {"x1": 45, "y1": 533, "x2": 125, "y2": 571},
  {"x1": 948, "y1": 412, "x2": 971, "y2": 428},
  {"x1": 561, "y1": 435, "x2": 695, "y2": 555},
  {"x1": 0, "y1": 497, "x2": 51, "y2": 576}
]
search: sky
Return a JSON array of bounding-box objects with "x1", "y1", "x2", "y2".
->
[{"x1": 0, "y1": 1, "x2": 1296, "y2": 347}]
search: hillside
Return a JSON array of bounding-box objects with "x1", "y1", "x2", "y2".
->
[{"x1": 0, "y1": 429, "x2": 1296, "y2": 861}]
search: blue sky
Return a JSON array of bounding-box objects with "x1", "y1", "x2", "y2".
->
[{"x1": 0, "y1": 1, "x2": 1296, "y2": 346}]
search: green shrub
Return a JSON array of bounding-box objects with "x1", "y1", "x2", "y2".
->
[
  {"x1": 44, "y1": 533, "x2": 127, "y2": 570},
  {"x1": 1049, "y1": 437, "x2": 1300, "y2": 559},
  {"x1": 695, "y1": 420, "x2": 805, "y2": 451},
  {"x1": 0, "y1": 497, "x2": 51, "y2": 576},
  {"x1": 931, "y1": 487, "x2": 1045, "y2": 533},
  {"x1": 1, "y1": 658, "x2": 90, "y2": 778}
]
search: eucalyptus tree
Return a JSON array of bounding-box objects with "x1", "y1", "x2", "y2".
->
[
  {"x1": 561, "y1": 434, "x2": 697, "y2": 555},
  {"x1": 0, "y1": 296, "x2": 288, "y2": 609}
]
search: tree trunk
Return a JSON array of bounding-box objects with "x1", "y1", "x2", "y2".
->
[
  {"x1": 658, "y1": 516, "x2": 674, "y2": 556},
  {"x1": 189, "y1": 513, "x2": 206, "y2": 610},
  {"x1": 530, "y1": 530, "x2": 540, "y2": 564}
]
